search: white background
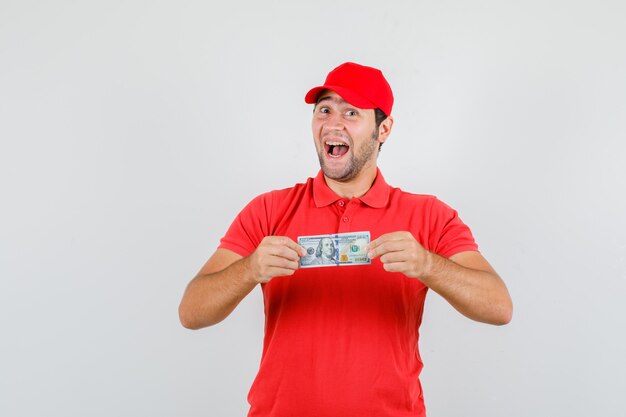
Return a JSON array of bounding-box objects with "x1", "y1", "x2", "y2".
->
[{"x1": 1, "y1": 1, "x2": 625, "y2": 416}]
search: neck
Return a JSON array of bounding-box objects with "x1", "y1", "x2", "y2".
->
[{"x1": 324, "y1": 165, "x2": 378, "y2": 199}]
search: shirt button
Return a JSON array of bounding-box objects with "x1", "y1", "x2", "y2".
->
[
  {"x1": 338, "y1": 201, "x2": 345, "y2": 207},
  {"x1": 342, "y1": 217, "x2": 349, "y2": 223}
]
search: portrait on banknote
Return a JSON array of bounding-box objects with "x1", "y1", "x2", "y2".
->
[{"x1": 309, "y1": 237, "x2": 337, "y2": 265}]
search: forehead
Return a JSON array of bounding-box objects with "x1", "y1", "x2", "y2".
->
[{"x1": 316, "y1": 90, "x2": 353, "y2": 107}]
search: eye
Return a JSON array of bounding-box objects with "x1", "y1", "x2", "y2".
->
[
  {"x1": 346, "y1": 110, "x2": 358, "y2": 117},
  {"x1": 319, "y1": 107, "x2": 330, "y2": 114}
]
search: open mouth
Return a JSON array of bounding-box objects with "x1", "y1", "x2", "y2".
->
[{"x1": 324, "y1": 141, "x2": 350, "y2": 157}]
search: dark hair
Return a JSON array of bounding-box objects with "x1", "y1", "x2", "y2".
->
[{"x1": 375, "y1": 108, "x2": 388, "y2": 151}]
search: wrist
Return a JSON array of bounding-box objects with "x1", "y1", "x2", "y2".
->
[
  {"x1": 423, "y1": 251, "x2": 445, "y2": 280},
  {"x1": 237, "y1": 256, "x2": 260, "y2": 287}
]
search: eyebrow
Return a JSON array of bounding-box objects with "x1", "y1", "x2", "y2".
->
[{"x1": 315, "y1": 95, "x2": 349, "y2": 109}]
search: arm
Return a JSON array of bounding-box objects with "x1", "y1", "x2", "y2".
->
[
  {"x1": 178, "y1": 237, "x2": 306, "y2": 330},
  {"x1": 367, "y1": 232, "x2": 512, "y2": 325}
]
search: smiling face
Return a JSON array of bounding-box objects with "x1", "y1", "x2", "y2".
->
[{"x1": 312, "y1": 91, "x2": 382, "y2": 182}]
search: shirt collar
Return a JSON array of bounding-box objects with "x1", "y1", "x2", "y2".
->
[{"x1": 312, "y1": 168, "x2": 390, "y2": 208}]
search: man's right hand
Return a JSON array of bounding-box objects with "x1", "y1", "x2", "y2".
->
[
  {"x1": 179, "y1": 237, "x2": 306, "y2": 329},
  {"x1": 245, "y1": 236, "x2": 307, "y2": 284}
]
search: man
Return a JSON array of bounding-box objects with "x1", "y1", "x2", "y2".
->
[
  {"x1": 179, "y1": 62, "x2": 513, "y2": 416},
  {"x1": 311, "y1": 237, "x2": 337, "y2": 265}
]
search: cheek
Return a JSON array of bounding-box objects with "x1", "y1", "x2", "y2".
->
[
  {"x1": 312, "y1": 116, "x2": 324, "y2": 131},
  {"x1": 311, "y1": 122, "x2": 321, "y2": 142},
  {"x1": 348, "y1": 122, "x2": 369, "y2": 137},
  {"x1": 312, "y1": 122, "x2": 322, "y2": 140},
  {"x1": 351, "y1": 123, "x2": 377, "y2": 144}
]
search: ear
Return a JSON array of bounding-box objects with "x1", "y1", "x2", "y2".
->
[{"x1": 377, "y1": 116, "x2": 394, "y2": 145}]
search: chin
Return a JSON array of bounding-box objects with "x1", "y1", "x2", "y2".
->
[{"x1": 318, "y1": 152, "x2": 360, "y2": 182}]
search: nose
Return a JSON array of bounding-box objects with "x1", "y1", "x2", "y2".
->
[{"x1": 324, "y1": 112, "x2": 345, "y2": 131}]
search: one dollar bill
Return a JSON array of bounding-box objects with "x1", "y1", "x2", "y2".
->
[{"x1": 298, "y1": 231, "x2": 371, "y2": 268}]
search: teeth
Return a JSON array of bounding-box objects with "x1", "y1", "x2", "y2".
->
[{"x1": 325, "y1": 141, "x2": 347, "y2": 146}]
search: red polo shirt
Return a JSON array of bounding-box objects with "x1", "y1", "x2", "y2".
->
[{"x1": 219, "y1": 169, "x2": 478, "y2": 417}]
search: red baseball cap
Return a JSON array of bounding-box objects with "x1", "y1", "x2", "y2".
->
[{"x1": 304, "y1": 62, "x2": 394, "y2": 116}]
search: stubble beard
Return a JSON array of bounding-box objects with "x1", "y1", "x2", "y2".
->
[{"x1": 317, "y1": 129, "x2": 379, "y2": 182}]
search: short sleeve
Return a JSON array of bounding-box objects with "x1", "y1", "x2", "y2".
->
[
  {"x1": 428, "y1": 198, "x2": 479, "y2": 258},
  {"x1": 218, "y1": 192, "x2": 273, "y2": 257}
]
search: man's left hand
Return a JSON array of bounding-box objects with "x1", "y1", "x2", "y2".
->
[{"x1": 366, "y1": 231, "x2": 433, "y2": 279}]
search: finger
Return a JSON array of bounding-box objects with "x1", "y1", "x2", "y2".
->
[
  {"x1": 272, "y1": 244, "x2": 305, "y2": 262},
  {"x1": 379, "y1": 249, "x2": 411, "y2": 264},
  {"x1": 382, "y1": 261, "x2": 409, "y2": 274},
  {"x1": 257, "y1": 256, "x2": 299, "y2": 279},
  {"x1": 270, "y1": 236, "x2": 307, "y2": 257},
  {"x1": 284, "y1": 240, "x2": 307, "y2": 257},
  {"x1": 368, "y1": 239, "x2": 411, "y2": 259},
  {"x1": 268, "y1": 255, "x2": 300, "y2": 271},
  {"x1": 367, "y1": 231, "x2": 411, "y2": 252},
  {"x1": 259, "y1": 238, "x2": 302, "y2": 260},
  {"x1": 270, "y1": 267, "x2": 298, "y2": 277}
]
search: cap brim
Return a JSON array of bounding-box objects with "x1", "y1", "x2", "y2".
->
[{"x1": 304, "y1": 85, "x2": 377, "y2": 110}]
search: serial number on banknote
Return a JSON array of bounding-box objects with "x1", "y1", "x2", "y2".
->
[{"x1": 298, "y1": 231, "x2": 371, "y2": 268}]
